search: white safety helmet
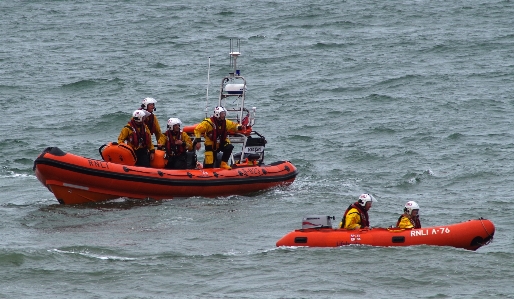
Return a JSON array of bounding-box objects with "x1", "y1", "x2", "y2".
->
[
  {"x1": 167, "y1": 118, "x2": 182, "y2": 130},
  {"x1": 357, "y1": 193, "x2": 376, "y2": 207},
  {"x1": 213, "y1": 106, "x2": 227, "y2": 118},
  {"x1": 404, "y1": 201, "x2": 420, "y2": 215},
  {"x1": 132, "y1": 110, "x2": 146, "y2": 122},
  {"x1": 141, "y1": 97, "x2": 157, "y2": 110}
]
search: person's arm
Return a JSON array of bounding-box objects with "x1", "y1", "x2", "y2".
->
[
  {"x1": 226, "y1": 119, "x2": 245, "y2": 133},
  {"x1": 193, "y1": 121, "x2": 208, "y2": 149},
  {"x1": 118, "y1": 127, "x2": 130, "y2": 144},
  {"x1": 146, "y1": 126, "x2": 155, "y2": 152},
  {"x1": 183, "y1": 133, "x2": 193, "y2": 151},
  {"x1": 194, "y1": 121, "x2": 206, "y2": 139},
  {"x1": 157, "y1": 132, "x2": 167, "y2": 147},
  {"x1": 158, "y1": 135, "x2": 167, "y2": 150},
  {"x1": 153, "y1": 116, "x2": 165, "y2": 146}
]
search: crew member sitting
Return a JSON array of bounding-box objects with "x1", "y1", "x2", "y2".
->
[
  {"x1": 162, "y1": 118, "x2": 195, "y2": 169},
  {"x1": 339, "y1": 193, "x2": 376, "y2": 230},
  {"x1": 396, "y1": 201, "x2": 421, "y2": 229}
]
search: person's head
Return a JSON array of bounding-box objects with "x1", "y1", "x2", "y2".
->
[
  {"x1": 132, "y1": 110, "x2": 146, "y2": 123},
  {"x1": 357, "y1": 193, "x2": 376, "y2": 211},
  {"x1": 141, "y1": 97, "x2": 157, "y2": 112},
  {"x1": 213, "y1": 106, "x2": 227, "y2": 120},
  {"x1": 167, "y1": 118, "x2": 182, "y2": 132},
  {"x1": 404, "y1": 201, "x2": 420, "y2": 217}
]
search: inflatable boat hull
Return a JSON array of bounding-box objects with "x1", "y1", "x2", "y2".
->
[
  {"x1": 34, "y1": 147, "x2": 298, "y2": 205},
  {"x1": 276, "y1": 219, "x2": 495, "y2": 251}
]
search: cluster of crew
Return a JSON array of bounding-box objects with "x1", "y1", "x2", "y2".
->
[
  {"x1": 120, "y1": 99, "x2": 419, "y2": 229},
  {"x1": 340, "y1": 193, "x2": 422, "y2": 229},
  {"x1": 117, "y1": 97, "x2": 245, "y2": 170}
]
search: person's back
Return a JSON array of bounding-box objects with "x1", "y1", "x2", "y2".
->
[{"x1": 340, "y1": 193, "x2": 376, "y2": 230}]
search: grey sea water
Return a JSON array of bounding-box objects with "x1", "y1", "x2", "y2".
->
[{"x1": 1, "y1": 0, "x2": 514, "y2": 298}]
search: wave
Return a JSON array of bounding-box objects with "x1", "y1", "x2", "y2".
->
[
  {"x1": 60, "y1": 78, "x2": 125, "y2": 90},
  {"x1": 50, "y1": 248, "x2": 137, "y2": 261}
]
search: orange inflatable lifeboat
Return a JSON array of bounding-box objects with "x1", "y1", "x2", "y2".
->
[
  {"x1": 276, "y1": 215, "x2": 495, "y2": 251},
  {"x1": 34, "y1": 48, "x2": 299, "y2": 205},
  {"x1": 33, "y1": 146, "x2": 298, "y2": 205}
]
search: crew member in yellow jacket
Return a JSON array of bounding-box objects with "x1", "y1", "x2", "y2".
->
[
  {"x1": 396, "y1": 201, "x2": 421, "y2": 229},
  {"x1": 162, "y1": 118, "x2": 195, "y2": 169},
  {"x1": 339, "y1": 193, "x2": 376, "y2": 230},
  {"x1": 140, "y1": 97, "x2": 165, "y2": 146},
  {"x1": 118, "y1": 110, "x2": 155, "y2": 167},
  {"x1": 193, "y1": 106, "x2": 245, "y2": 170}
]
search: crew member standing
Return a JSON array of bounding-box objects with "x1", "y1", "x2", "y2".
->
[
  {"x1": 118, "y1": 110, "x2": 155, "y2": 167},
  {"x1": 140, "y1": 97, "x2": 165, "y2": 146},
  {"x1": 193, "y1": 106, "x2": 245, "y2": 170}
]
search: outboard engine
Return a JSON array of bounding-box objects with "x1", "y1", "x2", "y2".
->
[{"x1": 302, "y1": 215, "x2": 335, "y2": 229}]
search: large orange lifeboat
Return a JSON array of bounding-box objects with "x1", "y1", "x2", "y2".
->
[
  {"x1": 34, "y1": 47, "x2": 300, "y2": 204},
  {"x1": 34, "y1": 146, "x2": 297, "y2": 205},
  {"x1": 276, "y1": 215, "x2": 495, "y2": 251}
]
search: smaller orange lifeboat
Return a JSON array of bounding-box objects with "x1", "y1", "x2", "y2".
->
[{"x1": 276, "y1": 215, "x2": 495, "y2": 251}]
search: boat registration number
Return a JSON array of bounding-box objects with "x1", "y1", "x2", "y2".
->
[
  {"x1": 240, "y1": 168, "x2": 262, "y2": 175},
  {"x1": 411, "y1": 227, "x2": 451, "y2": 237}
]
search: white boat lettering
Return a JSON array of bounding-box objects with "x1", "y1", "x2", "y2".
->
[
  {"x1": 411, "y1": 227, "x2": 450, "y2": 237},
  {"x1": 349, "y1": 234, "x2": 361, "y2": 241},
  {"x1": 88, "y1": 159, "x2": 109, "y2": 169},
  {"x1": 410, "y1": 229, "x2": 429, "y2": 237}
]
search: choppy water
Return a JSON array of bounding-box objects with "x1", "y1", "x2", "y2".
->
[{"x1": 1, "y1": 0, "x2": 514, "y2": 298}]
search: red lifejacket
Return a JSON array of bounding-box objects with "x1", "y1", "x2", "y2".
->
[
  {"x1": 128, "y1": 120, "x2": 150, "y2": 149},
  {"x1": 144, "y1": 113, "x2": 156, "y2": 135},
  {"x1": 165, "y1": 131, "x2": 185, "y2": 156},
  {"x1": 208, "y1": 117, "x2": 227, "y2": 151},
  {"x1": 341, "y1": 202, "x2": 370, "y2": 228}
]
